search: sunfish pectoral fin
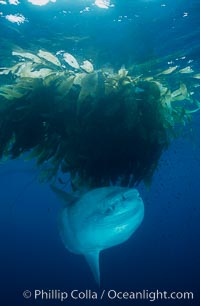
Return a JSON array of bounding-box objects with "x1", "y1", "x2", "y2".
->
[
  {"x1": 50, "y1": 184, "x2": 79, "y2": 206},
  {"x1": 84, "y1": 251, "x2": 101, "y2": 286}
]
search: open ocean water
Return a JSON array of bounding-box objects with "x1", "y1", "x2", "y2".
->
[{"x1": 0, "y1": 1, "x2": 200, "y2": 305}]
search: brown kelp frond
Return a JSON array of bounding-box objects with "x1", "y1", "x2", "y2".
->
[{"x1": 0, "y1": 49, "x2": 200, "y2": 190}]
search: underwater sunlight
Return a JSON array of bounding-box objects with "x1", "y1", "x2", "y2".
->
[{"x1": 1, "y1": 0, "x2": 200, "y2": 304}]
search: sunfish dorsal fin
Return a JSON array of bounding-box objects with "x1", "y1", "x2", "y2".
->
[
  {"x1": 84, "y1": 251, "x2": 100, "y2": 286},
  {"x1": 50, "y1": 185, "x2": 79, "y2": 206}
]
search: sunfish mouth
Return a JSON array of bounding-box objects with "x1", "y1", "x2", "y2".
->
[{"x1": 107, "y1": 188, "x2": 143, "y2": 220}]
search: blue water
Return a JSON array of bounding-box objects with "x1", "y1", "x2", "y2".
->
[{"x1": 1, "y1": 0, "x2": 200, "y2": 305}]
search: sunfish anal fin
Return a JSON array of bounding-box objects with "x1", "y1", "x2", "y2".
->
[{"x1": 84, "y1": 251, "x2": 100, "y2": 286}]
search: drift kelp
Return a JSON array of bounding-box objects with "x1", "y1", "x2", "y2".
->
[{"x1": 0, "y1": 49, "x2": 199, "y2": 189}]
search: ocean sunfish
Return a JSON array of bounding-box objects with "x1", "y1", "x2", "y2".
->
[{"x1": 51, "y1": 186, "x2": 144, "y2": 285}]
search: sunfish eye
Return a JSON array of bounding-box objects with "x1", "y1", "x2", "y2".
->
[
  {"x1": 104, "y1": 204, "x2": 115, "y2": 215},
  {"x1": 122, "y1": 194, "x2": 127, "y2": 201}
]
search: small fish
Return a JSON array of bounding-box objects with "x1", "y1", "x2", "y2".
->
[
  {"x1": 38, "y1": 50, "x2": 61, "y2": 67},
  {"x1": 63, "y1": 53, "x2": 80, "y2": 69}
]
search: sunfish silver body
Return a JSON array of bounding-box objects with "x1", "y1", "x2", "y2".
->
[{"x1": 51, "y1": 186, "x2": 144, "y2": 285}]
